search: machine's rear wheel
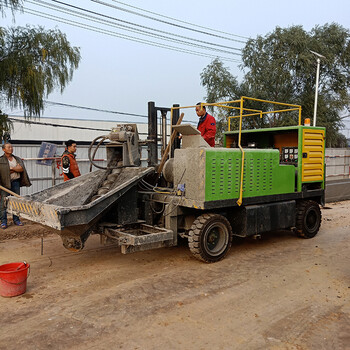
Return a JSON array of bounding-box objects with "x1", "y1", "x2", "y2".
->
[
  {"x1": 296, "y1": 200, "x2": 322, "y2": 238},
  {"x1": 188, "y1": 213, "x2": 232, "y2": 263}
]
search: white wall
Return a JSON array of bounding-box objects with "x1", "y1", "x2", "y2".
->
[{"x1": 325, "y1": 149, "x2": 350, "y2": 181}]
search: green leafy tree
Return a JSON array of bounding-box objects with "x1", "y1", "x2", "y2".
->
[
  {"x1": 0, "y1": 0, "x2": 80, "y2": 140},
  {"x1": 201, "y1": 24, "x2": 350, "y2": 147},
  {"x1": 0, "y1": 26, "x2": 80, "y2": 116}
]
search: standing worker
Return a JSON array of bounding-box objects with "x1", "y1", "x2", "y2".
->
[
  {"x1": 61, "y1": 139, "x2": 81, "y2": 182},
  {"x1": 196, "y1": 102, "x2": 216, "y2": 147},
  {"x1": 0, "y1": 143, "x2": 31, "y2": 229}
]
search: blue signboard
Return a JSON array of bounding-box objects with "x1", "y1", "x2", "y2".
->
[{"x1": 36, "y1": 142, "x2": 57, "y2": 166}]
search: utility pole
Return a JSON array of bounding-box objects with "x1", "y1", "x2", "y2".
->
[{"x1": 310, "y1": 50, "x2": 326, "y2": 127}]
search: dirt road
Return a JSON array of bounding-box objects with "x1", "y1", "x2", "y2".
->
[{"x1": 0, "y1": 201, "x2": 349, "y2": 350}]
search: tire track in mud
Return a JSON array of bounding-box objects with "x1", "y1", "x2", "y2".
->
[
  {"x1": 303, "y1": 309, "x2": 350, "y2": 350},
  {"x1": 2, "y1": 227, "x2": 346, "y2": 323},
  {"x1": 68, "y1": 264, "x2": 250, "y2": 326},
  {"x1": 56, "y1": 233, "x2": 327, "y2": 322},
  {"x1": 58, "y1": 230, "x2": 348, "y2": 336},
  {"x1": 264, "y1": 306, "x2": 350, "y2": 350},
  {"x1": 0, "y1": 259, "x2": 249, "y2": 349}
]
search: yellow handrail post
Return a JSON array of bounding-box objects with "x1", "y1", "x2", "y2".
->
[{"x1": 237, "y1": 97, "x2": 245, "y2": 206}]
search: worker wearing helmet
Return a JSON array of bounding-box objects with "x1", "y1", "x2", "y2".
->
[
  {"x1": 196, "y1": 103, "x2": 216, "y2": 147},
  {"x1": 61, "y1": 139, "x2": 81, "y2": 182}
]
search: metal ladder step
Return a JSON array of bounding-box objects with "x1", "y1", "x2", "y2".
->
[{"x1": 104, "y1": 223, "x2": 175, "y2": 254}]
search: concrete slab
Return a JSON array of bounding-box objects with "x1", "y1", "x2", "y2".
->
[{"x1": 325, "y1": 179, "x2": 350, "y2": 202}]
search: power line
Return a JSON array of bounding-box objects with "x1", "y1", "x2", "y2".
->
[
  {"x1": 45, "y1": 101, "x2": 196, "y2": 123},
  {"x1": 27, "y1": 0, "x2": 240, "y2": 56},
  {"x1": 92, "y1": 0, "x2": 247, "y2": 44},
  {"x1": 21, "y1": 6, "x2": 241, "y2": 63},
  {"x1": 39, "y1": 0, "x2": 241, "y2": 58},
  {"x1": 9, "y1": 115, "x2": 196, "y2": 133},
  {"x1": 8, "y1": 116, "x2": 153, "y2": 136},
  {"x1": 45, "y1": 101, "x2": 148, "y2": 118},
  {"x1": 111, "y1": 0, "x2": 250, "y2": 41},
  {"x1": 31, "y1": 0, "x2": 242, "y2": 54},
  {"x1": 8, "y1": 116, "x2": 112, "y2": 131}
]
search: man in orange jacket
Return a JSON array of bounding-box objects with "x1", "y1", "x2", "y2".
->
[
  {"x1": 196, "y1": 103, "x2": 216, "y2": 147},
  {"x1": 61, "y1": 139, "x2": 81, "y2": 181}
]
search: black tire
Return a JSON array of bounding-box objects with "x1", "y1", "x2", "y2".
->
[
  {"x1": 296, "y1": 200, "x2": 322, "y2": 238},
  {"x1": 188, "y1": 213, "x2": 233, "y2": 263}
]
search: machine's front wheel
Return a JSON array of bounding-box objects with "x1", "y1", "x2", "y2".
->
[
  {"x1": 188, "y1": 213, "x2": 232, "y2": 263},
  {"x1": 296, "y1": 200, "x2": 322, "y2": 238}
]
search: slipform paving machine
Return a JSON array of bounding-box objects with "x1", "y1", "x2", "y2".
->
[{"x1": 7, "y1": 97, "x2": 326, "y2": 262}]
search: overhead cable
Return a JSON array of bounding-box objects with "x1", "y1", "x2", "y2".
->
[
  {"x1": 45, "y1": 101, "x2": 148, "y2": 118},
  {"x1": 31, "y1": 0, "x2": 242, "y2": 54},
  {"x1": 9, "y1": 116, "x2": 195, "y2": 134},
  {"x1": 22, "y1": 6, "x2": 241, "y2": 62},
  {"x1": 8, "y1": 117, "x2": 112, "y2": 131},
  {"x1": 45, "y1": 101, "x2": 195, "y2": 123},
  {"x1": 92, "y1": 0, "x2": 247, "y2": 44},
  {"x1": 111, "y1": 0, "x2": 250, "y2": 40},
  {"x1": 8, "y1": 116, "x2": 153, "y2": 136}
]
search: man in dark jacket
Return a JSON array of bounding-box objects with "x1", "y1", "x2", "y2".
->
[
  {"x1": 196, "y1": 103, "x2": 216, "y2": 147},
  {"x1": 0, "y1": 143, "x2": 31, "y2": 228}
]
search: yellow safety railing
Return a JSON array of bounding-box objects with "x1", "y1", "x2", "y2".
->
[
  {"x1": 224, "y1": 97, "x2": 302, "y2": 206},
  {"x1": 170, "y1": 97, "x2": 302, "y2": 207},
  {"x1": 227, "y1": 98, "x2": 302, "y2": 131}
]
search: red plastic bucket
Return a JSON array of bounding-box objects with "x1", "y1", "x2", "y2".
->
[{"x1": 0, "y1": 262, "x2": 30, "y2": 297}]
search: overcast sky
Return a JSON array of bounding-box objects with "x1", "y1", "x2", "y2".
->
[{"x1": 2, "y1": 0, "x2": 350, "y2": 129}]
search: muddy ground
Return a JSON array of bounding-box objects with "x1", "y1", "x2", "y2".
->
[{"x1": 0, "y1": 201, "x2": 349, "y2": 350}]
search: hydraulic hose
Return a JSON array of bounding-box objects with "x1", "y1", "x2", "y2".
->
[
  {"x1": 88, "y1": 135, "x2": 108, "y2": 170},
  {"x1": 88, "y1": 133, "x2": 138, "y2": 170}
]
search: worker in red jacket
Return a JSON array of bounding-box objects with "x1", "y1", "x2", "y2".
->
[
  {"x1": 61, "y1": 139, "x2": 81, "y2": 181},
  {"x1": 196, "y1": 102, "x2": 216, "y2": 147}
]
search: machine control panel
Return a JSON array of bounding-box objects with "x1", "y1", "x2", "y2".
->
[{"x1": 280, "y1": 147, "x2": 298, "y2": 165}]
